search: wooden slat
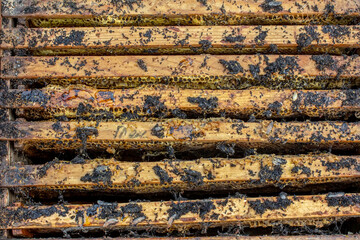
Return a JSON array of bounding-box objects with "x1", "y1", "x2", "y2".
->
[
  {"x1": 1, "y1": 26, "x2": 359, "y2": 54},
  {"x1": 2, "y1": 154, "x2": 359, "y2": 192},
  {"x1": 2, "y1": 0, "x2": 359, "y2": 19},
  {"x1": 0, "y1": 120, "x2": 358, "y2": 151},
  {"x1": 1, "y1": 193, "x2": 359, "y2": 230},
  {"x1": 1, "y1": 87, "x2": 359, "y2": 119},
  {"x1": 9, "y1": 236, "x2": 360, "y2": 240},
  {"x1": 1, "y1": 55, "x2": 360, "y2": 79}
]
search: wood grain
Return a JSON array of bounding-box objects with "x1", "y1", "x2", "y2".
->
[
  {"x1": 2, "y1": 154, "x2": 359, "y2": 192},
  {"x1": 0, "y1": 87, "x2": 358, "y2": 119},
  {"x1": 1, "y1": 26, "x2": 359, "y2": 53},
  {"x1": 0, "y1": 120, "x2": 358, "y2": 151},
  {"x1": 1, "y1": 194, "x2": 359, "y2": 230},
  {"x1": 2, "y1": 0, "x2": 359, "y2": 18},
  {"x1": 1, "y1": 55, "x2": 359, "y2": 79}
]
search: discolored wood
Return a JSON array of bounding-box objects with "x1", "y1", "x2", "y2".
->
[
  {"x1": 1, "y1": 194, "x2": 359, "y2": 230},
  {"x1": 1, "y1": 25, "x2": 359, "y2": 54},
  {"x1": 0, "y1": 87, "x2": 359, "y2": 119},
  {"x1": 1, "y1": 154, "x2": 359, "y2": 192}
]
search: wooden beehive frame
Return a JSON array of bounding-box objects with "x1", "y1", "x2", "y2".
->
[{"x1": 1, "y1": 0, "x2": 360, "y2": 238}]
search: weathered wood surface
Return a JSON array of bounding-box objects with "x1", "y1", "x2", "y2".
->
[
  {"x1": 0, "y1": 120, "x2": 358, "y2": 151},
  {"x1": 2, "y1": 55, "x2": 359, "y2": 79},
  {"x1": 1, "y1": 194, "x2": 359, "y2": 230},
  {"x1": 0, "y1": 87, "x2": 358, "y2": 119},
  {"x1": 1, "y1": 26, "x2": 359, "y2": 54},
  {"x1": 2, "y1": 0, "x2": 359, "y2": 19},
  {"x1": 1, "y1": 154, "x2": 359, "y2": 192}
]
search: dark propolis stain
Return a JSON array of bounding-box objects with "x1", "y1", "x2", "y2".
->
[
  {"x1": 80, "y1": 165, "x2": 113, "y2": 185},
  {"x1": 248, "y1": 192, "x2": 293, "y2": 215},
  {"x1": 151, "y1": 124, "x2": 165, "y2": 138},
  {"x1": 137, "y1": 59, "x2": 148, "y2": 72},
  {"x1": 311, "y1": 54, "x2": 337, "y2": 71},
  {"x1": 168, "y1": 200, "x2": 215, "y2": 220},
  {"x1": 219, "y1": 59, "x2": 243, "y2": 74},
  {"x1": 326, "y1": 192, "x2": 360, "y2": 207},
  {"x1": 153, "y1": 165, "x2": 173, "y2": 184},
  {"x1": 187, "y1": 96, "x2": 218, "y2": 111},
  {"x1": 259, "y1": 0, "x2": 283, "y2": 13},
  {"x1": 53, "y1": 30, "x2": 85, "y2": 46}
]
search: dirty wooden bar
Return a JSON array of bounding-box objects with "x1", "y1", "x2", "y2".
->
[
  {"x1": 0, "y1": 120, "x2": 358, "y2": 151},
  {"x1": 2, "y1": 55, "x2": 359, "y2": 79},
  {"x1": 2, "y1": 0, "x2": 360, "y2": 26},
  {"x1": 0, "y1": 88, "x2": 358, "y2": 119},
  {"x1": 1, "y1": 154, "x2": 359, "y2": 192},
  {"x1": 1, "y1": 194, "x2": 360, "y2": 230},
  {"x1": 1, "y1": 26, "x2": 359, "y2": 55}
]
